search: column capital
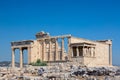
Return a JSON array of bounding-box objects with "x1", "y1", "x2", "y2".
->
[
  {"x1": 19, "y1": 47, "x2": 23, "y2": 50},
  {"x1": 55, "y1": 38, "x2": 58, "y2": 40},
  {"x1": 67, "y1": 36, "x2": 71, "y2": 39},
  {"x1": 61, "y1": 37, "x2": 64, "y2": 39},
  {"x1": 27, "y1": 46, "x2": 32, "y2": 48},
  {"x1": 44, "y1": 39, "x2": 51, "y2": 44},
  {"x1": 51, "y1": 38, "x2": 56, "y2": 43},
  {"x1": 11, "y1": 47, "x2": 15, "y2": 51}
]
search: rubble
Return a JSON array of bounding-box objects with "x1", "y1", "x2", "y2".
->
[{"x1": 0, "y1": 65, "x2": 120, "y2": 80}]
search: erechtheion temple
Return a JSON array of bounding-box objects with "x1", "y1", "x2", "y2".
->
[{"x1": 11, "y1": 31, "x2": 112, "y2": 68}]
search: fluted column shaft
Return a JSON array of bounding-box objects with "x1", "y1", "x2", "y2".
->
[
  {"x1": 20, "y1": 48, "x2": 23, "y2": 69},
  {"x1": 68, "y1": 37, "x2": 71, "y2": 60},
  {"x1": 49, "y1": 39, "x2": 52, "y2": 61},
  {"x1": 55, "y1": 38, "x2": 59, "y2": 61},
  {"x1": 43, "y1": 40, "x2": 46, "y2": 61}
]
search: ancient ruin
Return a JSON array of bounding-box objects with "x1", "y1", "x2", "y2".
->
[{"x1": 11, "y1": 31, "x2": 112, "y2": 68}]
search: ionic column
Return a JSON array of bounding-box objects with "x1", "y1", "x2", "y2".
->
[
  {"x1": 55, "y1": 38, "x2": 59, "y2": 61},
  {"x1": 49, "y1": 39, "x2": 52, "y2": 61},
  {"x1": 68, "y1": 37, "x2": 71, "y2": 60},
  {"x1": 61, "y1": 38, "x2": 64, "y2": 60},
  {"x1": 76, "y1": 47, "x2": 79, "y2": 57},
  {"x1": 43, "y1": 40, "x2": 46, "y2": 61},
  {"x1": 28, "y1": 47, "x2": 31, "y2": 64},
  {"x1": 12, "y1": 48, "x2": 15, "y2": 68},
  {"x1": 39, "y1": 42, "x2": 42, "y2": 61},
  {"x1": 20, "y1": 47, "x2": 23, "y2": 69}
]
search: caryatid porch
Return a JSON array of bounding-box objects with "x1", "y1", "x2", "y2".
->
[{"x1": 70, "y1": 42, "x2": 96, "y2": 58}]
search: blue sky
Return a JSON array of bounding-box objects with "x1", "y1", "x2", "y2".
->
[{"x1": 0, "y1": 0, "x2": 120, "y2": 66}]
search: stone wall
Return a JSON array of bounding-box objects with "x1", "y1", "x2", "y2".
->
[{"x1": 30, "y1": 40, "x2": 39, "y2": 63}]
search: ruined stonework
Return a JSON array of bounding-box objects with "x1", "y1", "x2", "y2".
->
[{"x1": 11, "y1": 31, "x2": 112, "y2": 68}]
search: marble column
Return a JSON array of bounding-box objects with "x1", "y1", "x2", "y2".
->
[
  {"x1": 68, "y1": 37, "x2": 71, "y2": 60},
  {"x1": 28, "y1": 47, "x2": 31, "y2": 64},
  {"x1": 49, "y1": 39, "x2": 52, "y2": 61},
  {"x1": 12, "y1": 48, "x2": 15, "y2": 68},
  {"x1": 39, "y1": 42, "x2": 43, "y2": 61},
  {"x1": 55, "y1": 38, "x2": 59, "y2": 61},
  {"x1": 20, "y1": 47, "x2": 23, "y2": 68},
  {"x1": 109, "y1": 44, "x2": 112, "y2": 65},
  {"x1": 61, "y1": 38, "x2": 64, "y2": 60},
  {"x1": 76, "y1": 47, "x2": 79, "y2": 57},
  {"x1": 43, "y1": 40, "x2": 46, "y2": 61}
]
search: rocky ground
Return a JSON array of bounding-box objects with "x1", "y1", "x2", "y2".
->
[{"x1": 0, "y1": 64, "x2": 120, "y2": 80}]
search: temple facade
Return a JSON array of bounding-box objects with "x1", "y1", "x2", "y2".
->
[{"x1": 11, "y1": 31, "x2": 112, "y2": 68}]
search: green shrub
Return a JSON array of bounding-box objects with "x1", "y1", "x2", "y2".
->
[
  {"x1": 29, "y1": 59, "x2": 47, "y2": 66},
  {"x1": 36, "y1": 59, "x2": 41, "y2": 63}
]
